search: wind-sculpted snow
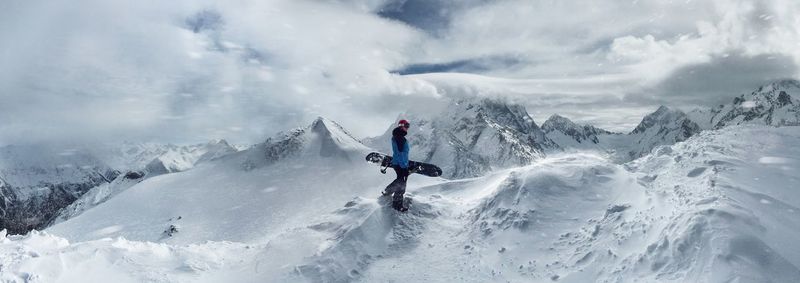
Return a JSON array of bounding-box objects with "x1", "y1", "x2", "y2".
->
[
  {"x1": 616, "y1": 125, "x2": 800, "y2": 282},
  {"x1": 293, "y1": 196, "x2": 440, "y2": 282},
  {"x1": 0, "y1": 229, "x2": 264, "y2": 283},
  {"x1": 2, "y1": 124, "x2": 799, "y2": 282}
]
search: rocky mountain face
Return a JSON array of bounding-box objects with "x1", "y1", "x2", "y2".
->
[
  {"x1": 543, "y1": 107, "x2": 701, "y2": 161},
  {"x1": 5, "y1": 80, "x2": 799, "y2": 236},
  {"x1": 232, "y1": 117, "x2": 371, "y2": 171},
  {"x1": 365, "y1": 98, "x2": 556, "y2": 178},
  {"x1": 626, "y1": 106, "x2": 702, "y2": 159},
  {"x1": 93, "y1": 139, "x2": 239, "y2": 176},
  {"x1": 0, "y1": 145, "x2": 119, "y2": 234},
  {"x1": 539, "y1": 80, "x2": 800, "y2": 161},
  {"x1": 50, "y1": 171, "x2": 146, "y2": 226},
  {"x1": 0, "y1": 139, "x2": 239, "y2": 235},
  {"x1": 541, "y1": 114, "x2": 620, "y2": 151},
  {"x1": 689, "y1": 79, "x2": 800, "y2": 129}
]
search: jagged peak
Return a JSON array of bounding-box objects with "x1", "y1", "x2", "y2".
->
[
  {"x1": 308, "y1": 116, "x2": 360, "y2": 142},
  {"x1": 542, "y1": 114, "x2": 617, "y2": 135},
  {"x1": 543, "y1": 114, "x2": 577, "y2": 127},
  {"x1": 764, "y1": 79, "x2": 800, "y2": 91},
  {"x1": 542, "y1": 114, "x2": 580, "y2": 133},
  {"x1": 652, "y1": 105, "x2": 672, "y2": 115},
  {"x1": 206, "y1": 138, "x2": 231, "y2": 147},
  {"x1": 741, "y1": 79, "x2": 800, "y2": 101},
  {"x1": 631, "y1": 106, "x2": 691, "y2": 134}
]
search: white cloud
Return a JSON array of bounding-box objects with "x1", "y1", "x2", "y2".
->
[{"x1": 1, "y1": 0, "x2": 798, "y2": 145}]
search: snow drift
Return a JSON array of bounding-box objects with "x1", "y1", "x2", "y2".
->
[{"x1": 2, "y1": 125, "x2": 797, "y2": 282}]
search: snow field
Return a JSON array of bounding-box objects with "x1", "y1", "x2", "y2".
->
[{"x1": 1, "y1": 126, "x2": 798, "y2": 282}]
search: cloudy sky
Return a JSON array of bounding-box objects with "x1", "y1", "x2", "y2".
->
[{"x1": 1, "y1": 0, "x2": 798, "y2": 145}]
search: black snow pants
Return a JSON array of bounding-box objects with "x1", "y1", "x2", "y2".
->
[{"x1": 385, "y1": 167, "x2": 409, "y2": 204}]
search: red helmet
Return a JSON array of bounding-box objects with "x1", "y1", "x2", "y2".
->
[{"x1": 398, "y1": 119, "x2": 410, "y2": 128}]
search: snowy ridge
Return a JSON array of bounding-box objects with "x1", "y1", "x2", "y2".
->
[
  {"x1": 0, "y1": 145, "x2": 118, "y2": 234},
  {"x1": 366, "y1": 97, "x2": 555, "y2": 178},
  {"x1": 3, "y1": 81, "x2": 800, "y2": 281},
  {"x1": 261, "y1": 117, "x2": 370, "y2": 166},
  {"x1": 45, "y1": 117, "x2": 389, "y2": 245},
  {"x1": 541, "y1": 114, "x2": 616, "y2": 145},
  {"x1": 1, "y1": 126, "x2": 799, "y2": 282},
  {"x1": 690, "y1": 79, "x2": 800, "y2": 129},
  {"x1": 626, "y1": 106, "x2": 702, "y2": 159},
  {"x1": 541, "y1": 114, "x2": 621, "y2": 152},
  {"x1": 49, "y1": 171, "x2": 146, "y2": 226},
  {"x1": 92, "y1": 139, "x2": 239, "y2": 175},
  {"x1": 540, "y1": 109, "x2": 699, "y2": 162},
  {"x1": 0, "y1": 139, "x2": 238, "y2": 235}
]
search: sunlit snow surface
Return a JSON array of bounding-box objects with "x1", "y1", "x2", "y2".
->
[{"x1": 2, "y1": 126, "x2": 799, "y2": 282}]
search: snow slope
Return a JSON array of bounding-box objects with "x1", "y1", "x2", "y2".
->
[
  {"x1": 49, "y1": 171, "x2": 146, "y2": 226},
  {"x1": 0, "y1": 145, "x2": 118, "y2": 234},
  {"x1": 2, "y1": 125, "x2": 798, "y2": 282},
  {"x1": 45, "y1": 117, "x2": 410, "y2": 244}
]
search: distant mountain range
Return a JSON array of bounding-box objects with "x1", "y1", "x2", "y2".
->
[
  {"x1": 2, "y1": 79, "x2": 799, "y2": 235},
  {"x1": 541, "y1": 79, "x2": 800, "y2": 161},
  {"x1": 0, "y1": 140, "x2": 239, "y2": 234}
]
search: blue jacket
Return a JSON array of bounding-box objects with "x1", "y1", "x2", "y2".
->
[{"x1": 390, "y1": 127, "x2": 410, "y2": 168}]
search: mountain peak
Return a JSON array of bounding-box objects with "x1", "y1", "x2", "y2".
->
[
  {"x1": 365, "y1": 97, "x2": 554, "y2": 178},
  {"x1": 631, "y1": 106, "x2": 694, "y2": 135},
  {"x1": 259, "y1": 117, "x2": 367, "y2": 166},
  {"x1": 763, "y1": 79, "x2": 800, "y2": 92},
  {"x1": 541, "y1": 114, "x2": 616, "y2": 146},
  {"x1": 206, "y1": 138, "x2": 230, "y2": 147},
  {"x1": 696, "y1": 79, "x2": 800, "y2": 128},
  {"x1": 542, "y1": 114, "x2": 577, "y2": 130},
  {"x1": 309, "y1": 116, "x2": 360, "y2": 142},
  {"x1": 653, "y1": 105, "x2": 671, "y2": 114}
]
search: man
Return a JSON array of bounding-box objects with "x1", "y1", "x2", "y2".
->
[{"x1": 383, "y1": 119, "x2": 411, "y2": 212}]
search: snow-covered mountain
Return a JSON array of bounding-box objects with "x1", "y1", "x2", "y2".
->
[
  {"x1": 0, "y1": 145, "x2": 118, "y2": 234},
  {"x1": 92, "y1": 139, "x2": 239, "y2": 176},
  {"x1": 541, "y1": 114, "x2": 620, "y2": 150},
  {"x1": 261, "y1": 117, "x2": 369, "y2": 165},
  {"x1": 0, "y1": 139, "x2": 239, "y2": 235},
  {"x1": 365, "y1": 97, "x2": 556, "y2": 178},
  {"x1": 3, "y1": 125, "x2": 798, "y2": 282},
  {"x1": 3, "y1": 81, "x2": 800, "y2": 282},
  {"x1": 625, "y1": 106, "x2": 702, "y2": 159},
  {"x1": 689, "y1": 79, "x2": 800, "y2": 129},
  {"x1": 44, "y1": 116, "x2": 391, "y2": 245},
  {"x1": 49, "y1": 171, "x2": 146, "y2": 226},
  {"x1": 541, "y1": 108, "x2": 700, "y2": 162}
]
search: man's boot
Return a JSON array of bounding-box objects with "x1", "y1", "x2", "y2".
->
[{"x1": 392, "y1": 198, "x2": 408, "y2": 212}]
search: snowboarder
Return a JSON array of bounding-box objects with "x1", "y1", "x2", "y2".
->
[{"x1": 382, "y1": 119, "x2": 411, "y2": 212}]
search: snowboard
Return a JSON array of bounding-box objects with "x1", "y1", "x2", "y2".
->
[{"x1": 365, "y1": 152, "x2": 443, "y2": 177}]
